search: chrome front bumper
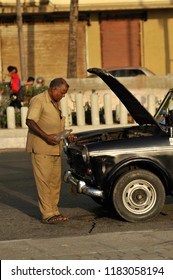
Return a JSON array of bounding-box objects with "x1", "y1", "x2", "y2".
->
[{"x1": 64, "y1": 170, "x2": 104, "y2": 198}]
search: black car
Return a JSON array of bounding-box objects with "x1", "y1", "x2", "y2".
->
[{"x1": 64, "y1": 68, "x2": 173, "y2": 223}]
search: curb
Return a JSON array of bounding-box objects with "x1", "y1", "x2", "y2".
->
[{"x1": 0, "y1": 125, "x2": 120, "y2": 149}]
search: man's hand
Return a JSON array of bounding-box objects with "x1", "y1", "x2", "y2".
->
[
  {"x1": 45, "y1": 134, "x2": 61, "y2": 145},
  {"x1": 67, "y1": 134, "x2": 77, "y2": 142},
  {"x1": 26, "y1": 119, "x2": 60, "y2": 145}
]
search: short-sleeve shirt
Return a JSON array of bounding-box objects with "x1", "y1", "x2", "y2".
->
[
  {"x1": 11, "y1": 73, "x2": 21, "y2": 93},
  {"x1": 26, "y1": 90, "x2": 65, "y2": 155}
]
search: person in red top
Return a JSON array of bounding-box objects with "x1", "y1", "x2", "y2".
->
[
  {"x1": 7, "y1": 65, "x2": 20, "y2": 93},
  {"x1": 7, "y1": 65, "x2": 21, "y2": 108}
]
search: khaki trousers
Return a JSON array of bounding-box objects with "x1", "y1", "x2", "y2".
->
[{"x1": 31, "y1": 153, "x2": 61, "y2": 219}]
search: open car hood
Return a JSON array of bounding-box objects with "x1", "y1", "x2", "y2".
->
[{"x1": 87, "y1": 68, "x2": 161, "y2": 128}]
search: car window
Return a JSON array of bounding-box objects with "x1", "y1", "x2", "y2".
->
[
  {"x1": 109, "y1": 70, "x2": 121, "y2": 77},
  {"x1": 132, "y1": 70, "x2": 145, "y2": 76},
  {"x1": 109, "y1": 69, "x2": 146, "y2": 77}
]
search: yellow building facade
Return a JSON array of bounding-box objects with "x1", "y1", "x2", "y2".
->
[
  {"x1": 142, "y1": 9, "x2": 173, "y2": 75},
  {"x1": 0, "y1": 0, "x2": 173, "y2": 79}
]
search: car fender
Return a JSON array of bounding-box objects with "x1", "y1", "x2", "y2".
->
[{"x1": 105, "y1": 157, "x2": 170, "y2": 196}]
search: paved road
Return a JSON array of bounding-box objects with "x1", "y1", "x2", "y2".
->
[{"x1": 0, "y1": 150, "x2": 173, "y2": 260}]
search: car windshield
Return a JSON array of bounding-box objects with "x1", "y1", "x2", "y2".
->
[{"x1": 155, "y1": 89, "x2": 173, "y2": 126}]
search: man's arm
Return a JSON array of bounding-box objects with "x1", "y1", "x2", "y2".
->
[{"x1": 26, "y1": 118, "x2": 59, "y2": 145}]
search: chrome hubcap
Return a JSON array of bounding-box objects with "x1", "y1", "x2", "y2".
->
[{"x1": 122, "y1": 179, "x2": 157, "y2": 214}]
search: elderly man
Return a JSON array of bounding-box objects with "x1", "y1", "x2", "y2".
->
[{"x1": 26, "y1": 77, "x2": 69, "y2": 224}]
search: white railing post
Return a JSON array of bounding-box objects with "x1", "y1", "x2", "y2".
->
[
  {"x1": 104, "y1": 93, "x2": 113, "y2": 125},
  {"x1": 116, "y1": 104, "x2": 120, "y2": 122},
  {"x1": 75, "y1": 92, "x2": 85, "y2": 126},
  {"x1": 119, "y1": 102, "x2": 128, "y2": 125},
  {"x1": 147, "y1": 94, "x2": 156, "y2": 116},
  {"x1": 135, "y1": 94, "x2": 142, "y2": 104},
  {"x1": 67, "y1": 107, "x2": 73, "y2": 126},
  {"x1": 91, "y1": 92, "x2": 100, "y2": 125},
  {"x1": 21, "y1": 107, "x2": 28, "y2": 128},
  {"x1": 7, "y1": 106, "x2": 15, "y2": 128},
  {"x1": 60, "y1": 94, "x2": 69, "y2": 126}
]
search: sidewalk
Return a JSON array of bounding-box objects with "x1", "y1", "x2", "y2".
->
[
  {"x1": 0, "y1": 128, "x2": 28, "y2": 149},
  {"x1": 0, "y1": 229, "x2": 173, "y2": 260}
]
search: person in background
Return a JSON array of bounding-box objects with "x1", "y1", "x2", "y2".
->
[
  {"x1": 18, "y1": 76, "x2": 35, "y2": 106},
  {"x1": 7, "y1": 65, "x2": 21, "y2": 93},
  {"x1": 26, "y1": 77, "x2": 70, "y2": 224},
  {"x1": 26, "y1": 76, "x2": 35, "y2": 86},
  {"x1": 7, "y1": 65, "x2": 21, "y2": 109},
  {"x1": 36, "y1": 76, "x2": 45, "y2": 87}
]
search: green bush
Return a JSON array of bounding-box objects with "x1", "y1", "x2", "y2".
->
[
  {"x1": 0, "y1": 97, "x2": 11, "y2": 128},
  {"x1": 0, "y1": 83, "x2": 48, "y2": 128}
]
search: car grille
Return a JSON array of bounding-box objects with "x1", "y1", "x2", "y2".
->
[{"x1": 68, "y1": 149, "x2": 86, "y2": 177}]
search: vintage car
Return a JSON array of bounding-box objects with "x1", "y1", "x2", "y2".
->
[{"x1": 64, "y1": 68, "x2": 173, "y2": 223}]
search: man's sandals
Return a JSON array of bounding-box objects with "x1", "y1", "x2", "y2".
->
[{"x1": 42, "y1": 214, "x2": 69, "y2": 224}]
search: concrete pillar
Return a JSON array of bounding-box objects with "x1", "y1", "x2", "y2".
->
[
  {"x1": 135, "y1": 94, "x2": 142, "y2": 104},
  {"x1": 147, "y1": 94, "x2": 156, "y2": 116},
  {"x1": 104, "y1": 93, "x2": 113, "y2": 125},
  {"x1": 21, "y1": 107, "x2": 28, "y2": 128},
  {"x1": 67, "y1": 107, "x2": 73, "y2": 126},
  {"x1": 133, "y1": 94, "x2": 142, "y2": 124},
  {"x1": 116, "y1": 104, "x2": 120, "y2": 122},
  {"x1": 119, "y1": 102, "x2": 128, "y2": 125},
  {"x1": 75, "y1": 92, "x2": 85, "y2": 126},
  {"x1": 7, "y1": 106, "x2": 15, "y2": 129},
  {"x1": 91, "y1": 93, "x2": 100, "y2": 125},
  {"x1": 60, "y1": 94, "x2": 69, "y2": 126}
]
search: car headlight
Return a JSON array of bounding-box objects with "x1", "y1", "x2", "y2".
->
[
  {"x1": 63, "y1": 138, "x2": 69, "y2": 154},
  {"x1": 82, "y1": 146, "x2": 90, "y2": 164}
]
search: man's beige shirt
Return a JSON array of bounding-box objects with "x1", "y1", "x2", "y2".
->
[{"x1": 26, "y1": 90, "x2": 65, "y2": 155}]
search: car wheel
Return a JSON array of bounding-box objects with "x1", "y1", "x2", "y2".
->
[{"x1": 112, "y1": 169, "x2": 165, "y2": 222}]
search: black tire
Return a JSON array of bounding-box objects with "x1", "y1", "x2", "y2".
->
[{"x1": 112, "y1": 169, "x2": 165, "y2": 222}]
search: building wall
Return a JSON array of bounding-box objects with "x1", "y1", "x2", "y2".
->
[
  {"x1": 141, "y1": 9, "x2": 173, "y2": 75},
  {"x1": 2, "y1": 1, "x2": 173, "y2": 10},
  {"x1": 87, "y1": 9, "x2": 173, "y2": 75},
  {"x1": 86, "y1": 14, "x2": 102, "y2": 70},
  {"x1": 0, "y1": 3, "x2": 173, "y2": 81},
  {"x1": 100, "y1": 19, "x2": 141, "y2": 69},
  {"x1": 0, "y1": 20, "x2": 87, "y2": 81}
]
